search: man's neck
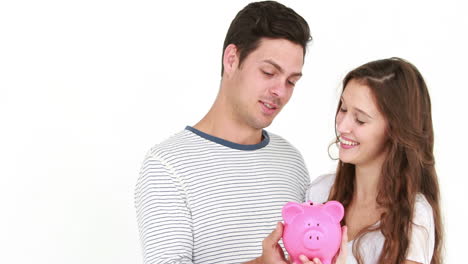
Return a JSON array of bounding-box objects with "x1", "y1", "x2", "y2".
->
[{"x1": 194, "y1": 94, "x2": 264, "y2": 145}]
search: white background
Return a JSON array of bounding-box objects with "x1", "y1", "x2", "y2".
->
[{"x1": 0, "y1": 0, "x2": 466, "y2": 263}]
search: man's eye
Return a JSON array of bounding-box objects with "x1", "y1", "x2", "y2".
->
[
  {"x1": 339, "y1": 108, "x2": 347, "y2": 112},
  {"x1": 356, "y1": 119, "x2": 365, "y2": 125},
  {"x1": 262, "y1": 71, "x2": 273, "y2": 76}
]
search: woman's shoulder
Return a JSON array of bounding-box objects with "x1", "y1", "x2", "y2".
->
[
  {"x1": 412, "y1": 193, "x2": 434, "y2": 227},
  {"x1": 406, "y1": 193, "x2": 436, "y2": 264},
  {"x1": 305, "y1": 173, "x2": 336, "y2": 204}
]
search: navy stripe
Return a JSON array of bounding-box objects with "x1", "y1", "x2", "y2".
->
[{"x1": 185, "y1": 126, "x2": 269, "y2": 150}]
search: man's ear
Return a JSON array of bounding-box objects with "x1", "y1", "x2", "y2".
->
[{"x1": 222, "y1": 44, "x2": 239, "y2": 77}]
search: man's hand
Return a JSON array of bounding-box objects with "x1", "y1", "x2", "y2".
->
[
  {"x1": 261, "y1": 222, "x2": 289, "y2": 264},
  {"x1": 243, "y1": 222, "x2": 289, "y2": 264}
]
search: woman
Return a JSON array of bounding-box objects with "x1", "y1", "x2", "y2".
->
[
  {"x1": 261, "y1": 58, "x2": 443, "y2": 264},
  {"x1": 306, "y1": 57, "x2": 443, "y2": 264}
]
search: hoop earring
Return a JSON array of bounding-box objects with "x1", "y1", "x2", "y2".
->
[{"x1": 327, "y1": 139, "x2": 340, "y2": 161}]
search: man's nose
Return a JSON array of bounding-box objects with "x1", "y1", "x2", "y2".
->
[{"x1": 269, "y1": 80, "x2": 288, "y2": 98}]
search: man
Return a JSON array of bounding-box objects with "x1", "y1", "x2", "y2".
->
[{"x1": 135, "y1": 1, "x2": 311, "y2": 263}]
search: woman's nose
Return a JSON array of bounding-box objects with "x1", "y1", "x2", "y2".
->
[{"x1": 336, "y1": 112, "x2": 352, "y2": 134}]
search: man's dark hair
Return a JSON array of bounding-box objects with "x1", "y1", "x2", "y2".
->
[{"x1": 221, "y1": 1, "x2": 311, "y2": 76}]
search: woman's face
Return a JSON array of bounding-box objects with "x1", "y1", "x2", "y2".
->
[{"x1": 336, "y1": 79, "x2": 388, "y2": 167}]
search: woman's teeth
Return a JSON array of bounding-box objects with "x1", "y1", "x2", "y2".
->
[{"x1": 339, "y1": 137, "x2": 359, "y2": 146}]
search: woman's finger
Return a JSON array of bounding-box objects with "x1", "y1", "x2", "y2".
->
[
  {"x1": 298, "y1": 254, "x2": 319, "y2": 264},
  {"x1": 333, "y1": 226, "x2": 348, "y2": 264},
  {"x1": 312, "y1": 257, "x2": 322, "y2": 264},
  {"x1": 340, "y1": 226, "x2": 348, "y2": 256}
]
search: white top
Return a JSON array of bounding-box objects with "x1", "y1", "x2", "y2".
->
[
  {"x1": 306, "y1": 174, "x2": 435, "y2": 264},
  {"x1": 135, "y1": 127, "x2": 310, "y2": 264}
]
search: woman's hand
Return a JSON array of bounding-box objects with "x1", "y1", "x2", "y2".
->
[{"x1": 296, "y1": 226, "x2": 348, "y2": 264}]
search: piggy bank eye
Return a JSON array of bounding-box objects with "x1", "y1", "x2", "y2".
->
[
  {"x1": 317, "y1": 223, "x2": 320, "y2": 227},
  {"x1": 309, "y1": 202, "x2": 313, "y2": 205}
]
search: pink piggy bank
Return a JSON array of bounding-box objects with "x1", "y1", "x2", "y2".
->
[{"x1": 282, "y1": 201, "x2": 344, "y2": 264}]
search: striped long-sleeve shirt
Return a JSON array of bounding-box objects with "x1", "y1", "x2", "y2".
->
[{"x1": 135, "y1": 126, "x2": 310, "y2": 264}]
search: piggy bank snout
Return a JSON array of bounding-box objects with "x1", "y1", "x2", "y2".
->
[{"x1": 303, "y1": 229, "x2": 324, "y2": 250}]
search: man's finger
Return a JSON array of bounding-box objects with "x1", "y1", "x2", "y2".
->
[{"x1": 265, "y1": 222, "x2": 283, "y2": 244}]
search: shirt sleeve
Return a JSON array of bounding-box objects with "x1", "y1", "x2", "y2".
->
[
  {"x1": 305, "y1": 173, "x2": 335, "y2": 204},
  {"x1": 135, "y1": 153, "x2": 193, "y2": 264},
  {"x1": 406, "y1": 194, "x2": 435, "y2": 264}
]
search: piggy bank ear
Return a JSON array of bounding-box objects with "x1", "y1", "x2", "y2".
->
[
  {"x1": 282, "y1": 202, "x2": 304, "y2": 223},
  {"x1": 323, "y1": 201, "x2": 344, "y2": 223}
]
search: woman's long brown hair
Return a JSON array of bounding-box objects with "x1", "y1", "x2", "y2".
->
[{"x1": 328, "y1": 58, "x2": 443, "y2": 264}]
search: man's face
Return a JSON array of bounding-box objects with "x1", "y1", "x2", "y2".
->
[{"x1": 226, "y1": 38, "x2": 304, "y2": 130}]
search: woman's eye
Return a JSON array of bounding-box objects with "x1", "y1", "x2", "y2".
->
[
  {"x1": 356, "y1": 119, "x2": 365, "y2": 125},
  {"x1": 339, "y1": 108, "x2": 347, "y2": 112},
  {"x1": 262, "y1": 71, "x2": 273, "y2": 76}
]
